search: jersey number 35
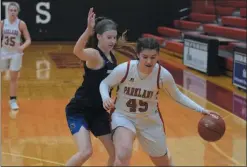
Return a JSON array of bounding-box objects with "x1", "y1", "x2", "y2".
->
[{"x1": 4, "y1": 36, "x2": 16, "y2": 47}]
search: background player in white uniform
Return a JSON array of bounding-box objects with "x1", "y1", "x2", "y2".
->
[
  {"x1": 0, "y1": 2, "x2": 31, "y2": 110},
  {"x1": 99, "y1": 37, "x2": 218, "y2": 166}
]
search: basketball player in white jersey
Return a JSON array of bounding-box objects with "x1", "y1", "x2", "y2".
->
[
  {"x1": 0, "y1": 2, "x2": 31, "y2": 110},
  {"x1": 99, "y1": 37, "x2": 218, "y2": 166}
]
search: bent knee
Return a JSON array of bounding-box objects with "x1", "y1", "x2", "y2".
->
[
  {"x1": 115, "y1": 145, "x2": 132, "y2": 163},
  {"x1": 77, "y1": 148, "x2": 93, "y2": 160}
]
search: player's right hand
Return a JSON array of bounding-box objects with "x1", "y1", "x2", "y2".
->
[
  {"x1": 103, "y1": 97, "x2": 115, "y2": 111},
  {"x1": 87, "y1": 7, "x2": 96, "y2": 32}
]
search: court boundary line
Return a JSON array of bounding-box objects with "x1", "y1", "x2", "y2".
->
[
  {"x1": 176, "y1": 84, "x2": 246, "y2": 166},
  {"x1": 210, "y1": 142, "x2": 245, "y2": 166},
  {"x1": 2, "y1": 152, "x2": 65, "y2": 166},
  {"x1": 173, "y1": 84, "x2": 246, "y2": 165}
]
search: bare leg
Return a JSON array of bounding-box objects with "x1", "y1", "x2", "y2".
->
[
  {"x1": 9, "y1": 70, "x2": 19, "y2": 97},
  {"x1": 98, "y1": 134, "x2": 115, "y2": 166},
  {"x1": 149, "y1": 149, "x2": 173, "y2": 166},
  {"x1": 65, "y1": 126, "x2": 93, "y2": 166},
  {"x1": 113, "y1": 127, "x2": 136, "y2": 166},
  {"x1": 9, "y1": 70, "x2": 19, "y2": 110}
]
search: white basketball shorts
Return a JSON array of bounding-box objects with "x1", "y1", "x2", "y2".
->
[
  {"x1": 0, "y1": 53, "x2": 23, "y2": 71},
  {"x1": 111, "y1": 110, "x2": 168, "y2": 157}
]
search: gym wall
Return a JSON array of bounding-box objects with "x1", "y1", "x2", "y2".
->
[{"x1": 1, "y1": 0, "x2": 191, "y2": 41}]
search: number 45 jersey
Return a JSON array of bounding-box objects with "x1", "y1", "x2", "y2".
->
[
  {"x1": 1, "y1": 18, "x2": 22, "y2": 59},
  {"x1": 114, "y1": 60, "x2": 161, "y2": 116}
]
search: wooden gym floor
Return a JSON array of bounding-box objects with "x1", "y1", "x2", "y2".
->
[{"x1": 1, "y1": 43, "x2": 246, "y2": 166}]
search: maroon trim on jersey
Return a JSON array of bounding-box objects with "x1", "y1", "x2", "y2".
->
[
  {"x1": 120, "y1": 60, "x2": 130, "y2": 83},
  {"x1": 157, "y1": 64, "x2": 161, "y2": 89},
  {"x1": 109, "y1": 96, "x2": 117, "y2": 116},
  {"x1": 110, "y1": 86, "x2": 119, "y2": 116},
  {"x1": 157, "y1": 103, "x2": 166, "y2": 134}
]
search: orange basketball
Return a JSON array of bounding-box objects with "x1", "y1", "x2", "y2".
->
[{"x1": 198, "y1": 113, "x2": 226, "y2": 142}]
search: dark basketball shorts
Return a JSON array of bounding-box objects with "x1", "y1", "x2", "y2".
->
[{"x1": 65, "y1": 100, "x2": 111, "y2": 137}]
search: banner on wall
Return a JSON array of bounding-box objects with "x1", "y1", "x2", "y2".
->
[
  {"x1": 183, "y1": 39, "x2": 209, "y2": 73},
  {"x1": 233, "y1": 51, "x2": 247, "y2": 90},
  {"x1": 183, "y1": 34, "x2": 220, "y2": 76}
]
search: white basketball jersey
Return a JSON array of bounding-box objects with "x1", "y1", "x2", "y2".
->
[
  {"x1": 115, "y1": 60, "x2": 161, "y2": 116},
  {"x1": 1, "y1": 18, "x2": 22, "y2": 59}
]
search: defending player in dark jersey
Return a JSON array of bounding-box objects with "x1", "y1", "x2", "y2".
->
[{"x1": 65, "y1": 8, "x2": 118, "y2": 166}]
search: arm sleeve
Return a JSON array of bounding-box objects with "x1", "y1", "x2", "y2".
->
[
  {"x1": 99, "y1": 62, "x2": 128, "y2": 100},
  {"x1": 160, "y1": 67, "x2": 205, "y2": 113}
]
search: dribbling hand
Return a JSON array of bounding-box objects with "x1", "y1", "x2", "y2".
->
[
  {"x1": 202, "y1": 110, "x2": 220, "y2": 119},
  {"x1": 103, "y1": 97, "x2": 115, "y2": 111}
]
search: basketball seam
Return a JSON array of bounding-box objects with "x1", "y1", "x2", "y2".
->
[
  {"x1": 213, "y1": 122, "x2": 226, "y2": 134},
  {"x1": 200, "y1": 117, "x2": 226, "y2": 135},
  {"x1": 198, "y1": 124, "x2": 222, "y2": 136},
  {"x1": 214, "y1": 121, "x2": 226, "y2": 131}
]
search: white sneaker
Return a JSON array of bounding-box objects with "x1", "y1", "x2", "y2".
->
[
  {"x1": 9, "y1": 99, "x2": 19, "y2": 110},
  {"x1": 9, "y1": 110, "x2": 19, "y2": 119}
]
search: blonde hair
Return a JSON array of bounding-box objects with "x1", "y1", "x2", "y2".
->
[
  {"x1": 8, "y1": 2, "x2": 20, "y2": 12},
  {"x1": 114, "y1": 30, "x2": 138, "y2": 59}
]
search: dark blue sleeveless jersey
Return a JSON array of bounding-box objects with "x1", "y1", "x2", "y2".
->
[{"x1": 73, "y1": 47, "x2": 117, "y2": 107}]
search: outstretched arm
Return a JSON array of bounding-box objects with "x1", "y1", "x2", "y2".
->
[{"x1": 160, "y1": 67, "x2": 209, "y2": 114}]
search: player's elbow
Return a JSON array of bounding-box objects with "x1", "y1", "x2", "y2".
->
[
  {"x1": 99, "y1": 80, "x2": 106, "y2": 89},
  {"x1": 99, "y1": 80, "x2": 110, "y2": 98},
  {"x1": 73, "y1": 47, "x2": 80, "y2": 56},
  {"x1": 73, "y1": 47, "x2": 88, "y2": 61},
  {"x1": 100, "y1": 80, "x2": 110, "y2": 91},
  {"x1": 73, "y1": 43, "x2": 83, "y2": 56},
  {"x1": 27, "y1": 39, "x2": 31, "y2": 45}
]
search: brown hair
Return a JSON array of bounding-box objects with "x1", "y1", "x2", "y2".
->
[
  {"x1": 114, "y1": 30, "x2": 138, "y2": 59},
  {"x1": 86, "y1": 16, "x2": 117, "y2": 48},
  {"x1": 114, "y1": 36, "x2": 160, "y2": 60},
  {"x1": 136, "y1": 37, "x2": 160, "y2": 54}
]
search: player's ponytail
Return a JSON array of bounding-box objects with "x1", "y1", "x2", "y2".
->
[
  {"x1": 114, "y1": 30, "x2": 138, "y2": 60},
  {"x1": 115, "y1": 37, "x2": 160, "y2": 61}
]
